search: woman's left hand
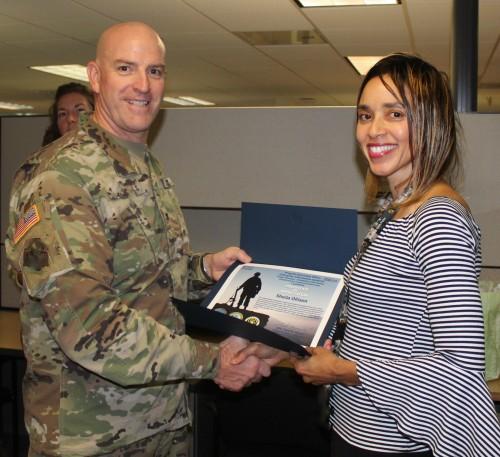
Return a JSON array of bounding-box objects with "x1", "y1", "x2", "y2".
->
[{"x1": 292, "y1": 347, "x2": 360, "y2": 386}]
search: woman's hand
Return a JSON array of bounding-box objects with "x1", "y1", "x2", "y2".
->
[{"x1": 292, "y1": 347, "x2": 360, "y2": 386}]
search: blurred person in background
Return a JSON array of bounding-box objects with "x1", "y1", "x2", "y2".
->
[{"x1": 42, "y1": 82, "x2": 94, "y2": 146}]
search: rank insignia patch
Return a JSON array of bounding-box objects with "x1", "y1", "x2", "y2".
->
[{"x1": 14, "y1": 204, "x2": 41, "y2": 244}]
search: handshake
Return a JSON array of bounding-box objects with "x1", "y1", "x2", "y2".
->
[
  {"x1": 213, "y1": 336, "x2": 289, "y2": 391},
  {"x1": 213, "y1": 336, "x2": 360, "y2": 390}
]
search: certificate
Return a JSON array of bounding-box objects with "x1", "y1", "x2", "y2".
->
[
  {"x1": 203, "y1": 262, "x2": 344, "y2": 347},
  {"x1": 178, "y1": 262, "x2": 344, "y2": 355}
]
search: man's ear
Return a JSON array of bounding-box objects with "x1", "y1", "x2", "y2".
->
[{"x1": 87, "y1": 61, "x2": 100, "y2": 94}]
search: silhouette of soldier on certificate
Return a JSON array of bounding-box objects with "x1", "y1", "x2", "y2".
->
[{"x1": 235, "y1": 272, "x2": 262, "y2": 309}]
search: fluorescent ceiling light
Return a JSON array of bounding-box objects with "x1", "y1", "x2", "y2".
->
[
  {"x1": 30, "y1": 64, "x2": 89, "y2": 82},
  {"x1": 235, "y1": 30, "x2": 325, "y2": 46},
  {"x1": 163, "y1": 96, "x2": 215, "y2": 106},
  {"x1": 347, "y1": 56, "x2": 384, "y2": 75},
  {"x1": 0, "y1": 101, "x2": 34, "y2": 110},
  {"x1": 297, "y1": 0, "x2": 399, "y2": 7},
  {"x1": 163, "y1": 97, "x2": 197, "y2": 106},
  {"x1": 179, "y1": 96, "x2": 215, "y2": 106}
]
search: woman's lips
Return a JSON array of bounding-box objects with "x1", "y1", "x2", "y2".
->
[{"x1": 367, "y1": 144, "x2": 397, "y2": 158}]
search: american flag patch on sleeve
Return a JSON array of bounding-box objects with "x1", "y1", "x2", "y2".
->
[{"x1": 14, "y1": 204, "x2": 41, "y2": 244}]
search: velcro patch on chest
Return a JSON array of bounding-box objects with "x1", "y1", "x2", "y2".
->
[{"x1": 14, "y1": 204, "x2": 41, "y2": 244}]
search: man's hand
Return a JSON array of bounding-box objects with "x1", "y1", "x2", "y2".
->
[
  {"x1": 203, "y1": 247, "x2": 251, "y2": 281},
  {"x1": 214, "y1": 336, "x2": 271, "y2": 391},
  {"x1": 232, "y1": 342, "x2": 289, "y2": 367}
]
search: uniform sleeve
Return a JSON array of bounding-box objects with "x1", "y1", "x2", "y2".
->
[
  {"x1": 6, "y1": 169, "x2": 220, "y2": 387},
  {"x1": 355, "y1": 202, "x2": 500, "y2": 456},
  {"x1": 187, "y1": 253, "x2": 215, "y2": 301}
]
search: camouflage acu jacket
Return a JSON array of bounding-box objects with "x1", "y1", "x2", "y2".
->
[{"x1": 4, "y1": 115, "x2": 220, "y2": 456}]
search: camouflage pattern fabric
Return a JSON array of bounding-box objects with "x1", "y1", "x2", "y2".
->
[
  {"x1": 4, "y1": 114, "x2": 220, "y2": 456},
  {"x1": 29, "y1": 425, "x2": 189, "y2": 457},
  {"x1": 98, "y1": 426, "x2": 190, "y2": 457}
]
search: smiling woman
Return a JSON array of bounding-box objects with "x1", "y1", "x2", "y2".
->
[
  {"x1": 237, "y1": 53, "x2": 500, "y2": 457},
  {"x1": 313, "y1": 53, "x2": 500, "y2": 456}
]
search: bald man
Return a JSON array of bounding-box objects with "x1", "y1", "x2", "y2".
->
[{"x1": 5, "y1": 22, "x2": 269, "y2": 457}]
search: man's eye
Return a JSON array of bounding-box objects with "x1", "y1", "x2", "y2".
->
[
  {"x1": 149, "y1": 67, "x2": 163, "y2": 77},
  {"x1": 118, "y1": 65, "x2": 130, "y2": 73}
]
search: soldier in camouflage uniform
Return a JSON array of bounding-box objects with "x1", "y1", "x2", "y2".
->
[{"x1": 5, "y1": 22, "x2": 269, "y2": 457}]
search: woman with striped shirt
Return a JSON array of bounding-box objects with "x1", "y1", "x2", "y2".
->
[
  {"x1": 235, "y1": 53, "x2": 499, "y2": 456},
  {"x1": 291, "y1": 54, "x2": 500, "y2": 456}
]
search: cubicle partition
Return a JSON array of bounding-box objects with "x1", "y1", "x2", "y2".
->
[{"x1": 2, "y1": 108, "x2": 500, "y2": 309}]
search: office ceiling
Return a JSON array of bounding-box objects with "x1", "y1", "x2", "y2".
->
[{"x1": 0, "y1": 0, "x2": 499, "y2": 114}]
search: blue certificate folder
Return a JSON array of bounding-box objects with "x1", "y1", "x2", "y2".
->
[
  {"x1": 176, "y1": 203, "x2": 355, "y2": 356},
  {"x1": 240, "y1": 202, "x2": 357, "y2": 274}
]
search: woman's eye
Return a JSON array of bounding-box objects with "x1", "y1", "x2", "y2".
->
[
  {"x1": 357, "y1": 112, "x2": 370, "y2": 122},
  {"x1": 57, "y1": 112, "x2": 67, "y2": 119},
  {"x1": 390, "y1": 111, "x2": 405, "y2": 119}
]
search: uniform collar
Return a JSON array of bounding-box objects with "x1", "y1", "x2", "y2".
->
[{"x1": 80, "y1": 113, "x2": 149, "y2": 174}]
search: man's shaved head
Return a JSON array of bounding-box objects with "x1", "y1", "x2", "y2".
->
[
  {"x1": 95, "y1": 22, "x2": 165, "y2": 63},
  {"x1": 87, "y1": 22, "x2": 166, "y2": 143}
]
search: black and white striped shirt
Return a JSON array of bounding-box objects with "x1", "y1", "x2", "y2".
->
[{"x1": 330, "y1": 197, "x2": 500, "y2": 456}]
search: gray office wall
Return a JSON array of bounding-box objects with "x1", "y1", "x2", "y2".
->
[
  {"x1": 150, "y1": 107, "x2": 365, "y2": 209},
  {"x1": 1, "y1": 108, "x2": 499, "y2": 308}
]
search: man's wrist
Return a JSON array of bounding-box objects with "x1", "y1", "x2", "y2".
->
[{"x1": 201, "y1": 253, "x2": 213, "y2": 281}]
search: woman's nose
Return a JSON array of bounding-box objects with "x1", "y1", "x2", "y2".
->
[{"x1": 368, "y1": 115, "x2": 386, "y2": 137}]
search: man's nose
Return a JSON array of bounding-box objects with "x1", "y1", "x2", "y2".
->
[{"x1": 133, "y1": 72, "x2": 151, "y2": 93}]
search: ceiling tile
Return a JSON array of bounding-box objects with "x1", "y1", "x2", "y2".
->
[
  {"x1": 406, "y1": 0, "x2": 451, "y2": 45},
  {"x1": 479, "y1": 0, "x2": 500, "y2": 43},
  {"x1": 75, "y1": 0, "x2": 225, "y2": 34},
  {"x1": 306, "y1": 4, "x2": 411, "y2": 55},
  {"x1": 163, "y1": 30, "x2": 248, "y2": 50},
  {"x1": 183, "y1": 0, "x2": 310, "y2": 31},
  {"x1": 480, "y1": 44, "x2": 500, "y2": 86},
  {"x1": 260, "y1": 44, "x2": 360, "y2": 92},
  {"x1": 0, "y1": 0, "x2": 100, "y2": 22},
  {"x1": 0, "y1": 21, "x2": 62, "y2": 42},
  {"x1": 0, "y1": 0, "x2": 497, "y2": 113}
]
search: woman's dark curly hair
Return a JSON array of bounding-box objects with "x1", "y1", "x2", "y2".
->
[{"x1": 42, "y1": 82, "x2": 94, "y2": 146}]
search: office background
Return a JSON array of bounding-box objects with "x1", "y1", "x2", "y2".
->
[{"x1": 1, "y1": 107, "x2": 500, "y2": 309}]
